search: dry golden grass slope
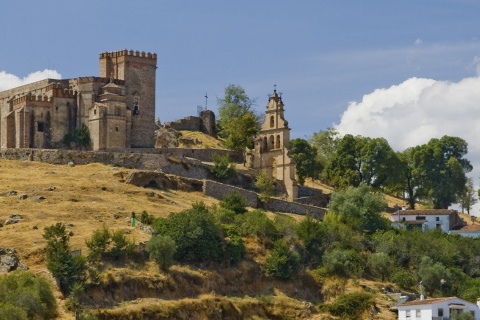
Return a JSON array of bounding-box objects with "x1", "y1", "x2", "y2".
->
[{"x1": 0, "y1": 160, "x2": 219, "y2": 273}]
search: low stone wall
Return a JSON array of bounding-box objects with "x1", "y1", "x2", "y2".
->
[
  {"x1": 203, "y1": 180, "x2": 258, "y2": 208},
  {"x1": 264, "y1": 198, "x2": 325, "y2": 220},
  {"x1": 108, "y1": 148, "x2": 244, "y2": 163},
  {"x1": 295, "y1": 195, "x2": 330, "y2": 208},
  {"x1": 298, "y1": 185, "x2": 323, "y2": 197}
]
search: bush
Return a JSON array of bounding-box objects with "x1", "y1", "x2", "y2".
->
[
  {"x1": 321, "y1": 292, "x2": 374, "y2": 319},
  {"x1": 391, "y1": 268, "x2": 416, "y2": 289},
  {"x1": 220, "y1": 192, "x2": 247, "y2": 214},
  {"x1": 85, "y1": 226, "x2": 111, "y2": 261},
  {"x1": 146, "y1": 235, "x2": 177, "y2": 270},
  {"x1": 322, "y1": 248, "x2": 365, "y2": 278},
  {"x1": 0, "y1": 271, "x2": 57, "y2": 319},
  {"x1": 152, "y1": 203, "x2": 224, "y2": 262},
  {"x1": 210, "y1": 153, "x2": 236, "y2": 180},
  {"x1": 239, "y1": 210, "x2": 279, "y2": 243},
  {"x1": 367, "y1": 252, "x2": 394, "y2": 281},
  {"x1": 223, "y1": 234, "x2": 245, "y2": 264},
  {"x1": 139, "y1": 210, "x2": 153, "y2": 225},
  {"x1": 43, "y1": 223, "x2": 87, "y2": 294},
  {"x1": 255, "y1": 171, "x2": 275, "y2": 200},
  {"x1": 265, "y1": 238, "x2": 300, "y2": 280},
  {"x1": 110, "y1": 229, "x2": 135, "y2": 260}
]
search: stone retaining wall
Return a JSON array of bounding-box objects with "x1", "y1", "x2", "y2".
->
[
  {"x1": 203, "y1": 180, "x2": 259, "y2": 208},
  {"x1": 264, "y1": 198, "x2": 326, "y2": 219}
]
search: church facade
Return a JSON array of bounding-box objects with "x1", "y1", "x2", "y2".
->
[{"x1": 0, "y1": 49, "x2": 157, "y2": 150}]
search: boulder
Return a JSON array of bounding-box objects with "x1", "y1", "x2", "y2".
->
[{"x1": 154, "y1": 128, "x2": 180, "y2": 148}]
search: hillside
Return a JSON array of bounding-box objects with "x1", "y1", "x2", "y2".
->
[{"x1": 0, "y1": 159, "x2": 404, "y2": 319}]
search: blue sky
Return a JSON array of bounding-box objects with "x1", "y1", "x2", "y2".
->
[{"x1": 2, "y1": 1, "x2": 480, "y2": 202}]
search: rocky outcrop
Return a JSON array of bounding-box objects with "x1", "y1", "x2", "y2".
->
[
  {"x1": 0, "y1": 248, "x2": 28, "y2": 272},
  {"x1": 154, "y1": 128, "x2": 181, "y2": 148},
  {"x1": 124, "y1": 171, "x2": 204, "y2": 192}
]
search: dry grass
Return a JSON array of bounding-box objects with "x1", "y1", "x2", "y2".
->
[
  {"x1": 0, "y1": 160, "x2": 220, "y2": 274},
  {"x1": 178, "y1": 130, "x2": 226, "y2": 149}
]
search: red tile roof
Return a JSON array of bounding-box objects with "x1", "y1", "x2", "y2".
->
[
  {"x1": 392, "y1": 209, "x2": 456, "y2": 216},
  {"x1": 400, "y1": 297, "x2": 458, "y2": 306}
]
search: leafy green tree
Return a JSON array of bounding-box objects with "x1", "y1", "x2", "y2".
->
[
  {"x1": 85, "y1": 225, "x2": 111, "y2": 261},
  {"x1": 0, "y1": 271, "x2": 57, "y2": 319},
  {"x1": 309, "y1": 127, "x2": 340, "y2": 181},
  {"x1": 210, "y1": 153, "x2": 236, "y2": 180},
  {"x1": 290, "y1": 138, "x2": 322, "y2": 185},
  {"x1": 217, "y1": 84, "x2": 260, "y2": 151},
  {"x1": 220, "y1": 191, "x2": 247, "y2": 214},
  {"x1": 327, "y1": 184, "x2": 388, "y2": 233},
  {"x1": 416, "y1": 256, "x2": 450, "y2": 296},
  {"x1": 223, "y1": 233, "x2": 246, "y2": 264},
  {"x1": 412, "y1": 136, "x2": 472, "y2": 209},
  {"x1": 255, "y1": 171, "x2": 276, "y2": 200},
  {"x1": 325, "y1": 134, "x2": 361, "y2": 188},
  {"x1": 265, "y1": 238, "x2": 300, "y2": 279},
  {"x1": 146, "y1": 235, "x2": 177, "y2": 271},
  {"x1": 367, "y1": 252, "x2": 394, "y2": 281},
  {"x1": 296, "y1": 214, "x2": 324, "y2": 266},
  {"x1": 75, "y1": 123, "x2": 91, "y2": 151},
  {"x1": 43, "y1": 223, "x2": 87, "y2": 294},
  {"x1": 109, "y1": 229, "x2": 135, "y2": 260},
  {"x1": 238, "y1": 209, "x2": 279, "y2": 243},
  {"x1": 461, "y1": 178, "x2": 477, "y2": 214},
  {"x1": 322, "y1": 248, "x2": 365, "y2": 278},
  {"x1": 391, "y1": 268, "x2": 417, "y2": 289},
  {"x1": 152, "y1": 203, "x2": 224, "y2": 262},
  {"x1": 398, "y1": 147, "x2": 425, "y2": 209}
]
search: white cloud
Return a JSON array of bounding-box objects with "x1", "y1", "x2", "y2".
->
[
  {"x1": 335, "y1": 74, "x2": 480, "y2": 211},
  {"x1": 0, "y1": 69, "x2": 61, "y2": 92},
  {"x1": 415, "y1": 38, "x2": 423, "y2": 46}
]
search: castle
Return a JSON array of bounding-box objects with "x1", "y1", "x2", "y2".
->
[{"x1": 0, "y1": 49, "x2": 157, "y2": 150}]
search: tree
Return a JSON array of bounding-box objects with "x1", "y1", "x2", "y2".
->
[
  {"x1": 146, "y1": 235, "x2": 177, "y2": 270},
  {"x1": 309, "y1": 127, "x2": 340, "y2": 180},
  {"x1": 398, "y1": 147, "x2": 425, "y2": 209},
  {"x1": 416, "y1": 136, "x2": 472, "y2": 208},
  {"x1": 255, "y1": 171, "x2": 276, "y2": 200},
  {"x1": 325, "y1": 134, "x2": 361, "y2": 188},
  {"x1": 368, "y1": 252, "x2": 394, "y2": 281},
  {"x1": 85, "y1": 225, "x2": 111, "y2": 261},
  {"x1": 416, "y1": 256, "x2": 450, "y2": 296},
  {"x1": 210, "y1": 153, "x2": 236, "y2": 180},
  {"x1": 461, "y1": 178, "x2": 477, "y2": 214},
  {"x1": 264, "y1": 238, "x2": 300, "y2": 279},
  {"x1": 43, "y1": 223, "x2": 87, "y2": 294},
  {"x1": 220, "y1": 192, "x2": 247, "y2": 214},
  {"x1": 152, "y1": 203, "x2": 224, "y2": 262},
  {"x1": 290, "y1": 138, "x2": 322, "y2": 185},
  {"x1": 217, "y1": 84, "x2": 260, "y2": 151},
  {"x1": 0, "y1": 271, "x2": 57, "y2": 319},
  {"x1": 296, "y1": 214, "x2": 324, "y2": 266},
  {"x1": 327, "y1": 184, "x2": 388, "y2": 233},
  {"x1": 75, "y1": 123, "x2": 91, "y2": 151}
]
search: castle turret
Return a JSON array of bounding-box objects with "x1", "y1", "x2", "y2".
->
[{"x1": 99, "y1": 50, "x2": 157, "y2": 148}]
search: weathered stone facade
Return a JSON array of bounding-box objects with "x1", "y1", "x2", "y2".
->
[
  {"x1": 163, "y1": 110, "x2": 216, "y2": 137},
  {"x1": 249, "y1": 90, "x2": 298, "y2": 200},
  {"x1": 0, "y1": 50, "x2": 157, "y2": 150}
]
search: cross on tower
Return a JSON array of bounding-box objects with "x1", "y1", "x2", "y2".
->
[{"x1": 274, "y1": 84, "x2": 277, "y2": 92}]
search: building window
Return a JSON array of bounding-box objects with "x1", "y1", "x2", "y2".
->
[
  {"x1": 37, "y1": 122, "x2": 44, "y2": 132},
  {"x1": 93, "y1": 109, "x2": 97, "y2": 115},
  {"x1": 115, "y1": 126, "x2": 119, "y2": 132},
  {"x1": 406, "y1": 310, "x2": 410, "y2": 318},
  {"x1": 436, "y1": 217, "x2": 440, "y2": 221},
  {"x1": 270, "y1": 115, "x2": 274, "y2": 128},
  {"x1": 438, "y1": 308, "x2": 443, "y2": 317},
  {"x1": 436, "y1": 224, "x2": 442, "y2": 229},
  {"x1": 416, "y1": 216, "x2": 426, "y2": 220},
  {"x1": 402, "y1": 217, "x2": 406, "y2": 221},
  {"x1": 115, "y1": 107, "x2": 120, "y2": 116},
  {"x1": 276, "y1": 135, "x2": 280, "y2": 149}
]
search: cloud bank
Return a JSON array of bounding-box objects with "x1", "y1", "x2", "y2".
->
[
  {"x1": 336, "y1": 74, "x2": 480, "y2": 210},
  {"x1": 0, "y1": 70, "x2": 61, "y2": 92}
]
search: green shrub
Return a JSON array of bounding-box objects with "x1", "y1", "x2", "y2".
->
[
  {"x1": 265, "y1": 238, "x2": 300, "y2": 280},
  {"x1": 43, "y1": 223, "x2": 87, "y2": 294},
  {"x1": 146, "y1": 235, "x2": 177, "y2": 270},
  {"x1": 223, "y1": 234, "x2": 246, "y2": 264},
  {"x1": 0, "y1": 271, "x2": 57, "y2": 319},
  {"x1": 255, "y1": 171, "x2": 275, "y2": 200},
  {"x1": 210, "y1": 153, "x2": 236, "y2": 180},
  {"x1": 322, "y1": 248, "x2": 365, "y2": 278},
  {"x1": 367, "y1": 252, "x2": 394, "y2": 281},
  {"x1": 321, "y1": 292, "x2": 374, "y2": 319},
  {"x1": 220, "y1": 192, "x2": 247, "y2": 214},
  {"x1": 85, "y1": 226, "x2": 111, "y2": 261},
  {"x1": 110, "y1": 229, "x2": 135, "y2": 260},
  {"x1": 140, "y1": 210, "x2": 153, "y2": 225},
  {"x1": 152, "y1": 203, "x2": 224, "y2": 262},
  {"x1": 239, "y1": 210, "x2": 279, "y2": 242},
  {"x1": 391, "y1": 268, "x2": 416, "y2": 289}
]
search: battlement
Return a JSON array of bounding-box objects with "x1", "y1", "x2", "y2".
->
[
  {"x1": 99, "y1": 49, "x2": 157, "y2": 60},
  {"x1": 13, "y1": 93, "x2": 52, "y2": 106},
  {"x1": 45, "y1": 83, "x2": 76, "y2": 98}
]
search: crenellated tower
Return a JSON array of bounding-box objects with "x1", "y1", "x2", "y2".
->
[{"x1": 99, "y1": 50, "x2": 157, "y2": 148}]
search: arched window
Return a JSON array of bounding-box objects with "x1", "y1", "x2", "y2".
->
[
  {"x1": 269, "y1": 135, "x2": 275, "y2": 150},
  {"x1": 270, "y1": 115, "x2": 274, "y2": 128},
  {"x1": 263, "y1": 137, "x2": 268, "y2": 151},
  {"x1": 276, "y1": 135, "x2": 281, "y2": 149},
  {"x1": 133, "y1": 96, "x2": 140, "y2": 115}
]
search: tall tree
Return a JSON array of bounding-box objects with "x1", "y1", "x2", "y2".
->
[
  {"x1": 290, "y1": 138, "x2": 322, "y2": 185},
  {"x1": 418, "y1": 136, "x2": 472, "y2": 209},
  {"x1": 461, "y1": 177, "x2": 477, "y2": 214},
  {"x1": 325, "y1": 134, "x2": 361, "y2": 188},
  {"x1": 217, "y1": 84, "x2": 260, "y2": 151},
  {"x1": 309, "y1": 128, "x2": 340, "y2": 180}
]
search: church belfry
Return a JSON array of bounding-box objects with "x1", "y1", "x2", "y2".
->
[{"x1": 251, "y1": 88, "x2": 298, "y2": 200}]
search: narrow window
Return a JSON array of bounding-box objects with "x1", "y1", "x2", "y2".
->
[
  {"x1": 270, "y1": 115, "x2": 274, "y2": 128},
  {"x1": 115, "y1": 126, "x2": 119, "y2": 132},
  {"x1": 438, "y1": 309, "x2": 443, "y2": 317},
  {"x1": 37, "y1": 122, "x2": 44, "y2": 132},
  {"x1": 276, "y1": 135, "x2": 280, "y2": 149},
  {"x1": 94, "y1": 109, "x2": 97, "y2": 115},
  {"x1": 115, "y1": 107, "x2": 120, "y2": 116},
  {"x1": 436, "y1": 217, "x2": 440, "y2": 221}
]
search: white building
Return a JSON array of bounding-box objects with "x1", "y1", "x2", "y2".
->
[
  {"x1": 449, "y1": 224, "x2": 480, "y2": 239},
  {"x1": 397, "y1": 297, "x2": 480, "y2": 320},
  {"x1": 390, "y1": 209, "x2": 463, "y2": 233}
]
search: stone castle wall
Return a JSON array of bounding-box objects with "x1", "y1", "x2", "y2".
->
[{"x1": 163, "y1": 110, "x2": 216, "y2": 137}]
